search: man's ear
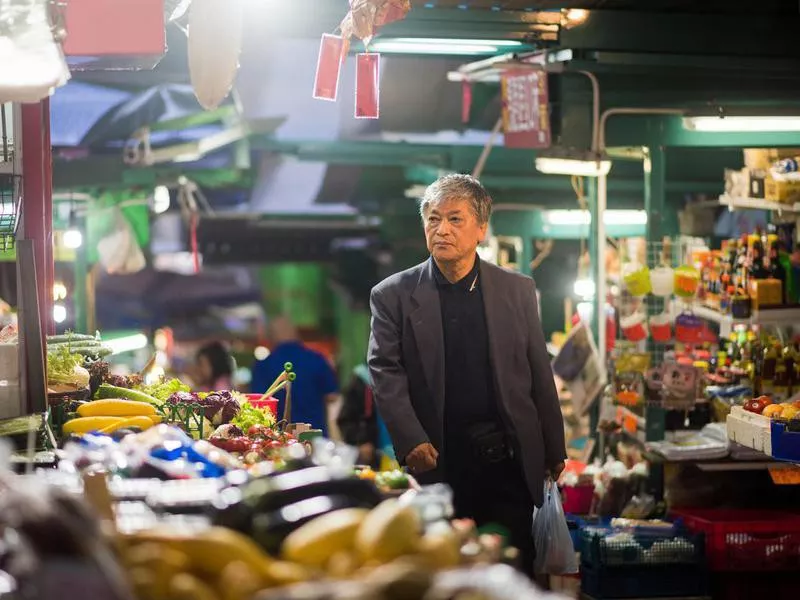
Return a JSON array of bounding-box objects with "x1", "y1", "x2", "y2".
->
[{"x1": 477, "y1": 222, "x2": 489, "y2": 243}]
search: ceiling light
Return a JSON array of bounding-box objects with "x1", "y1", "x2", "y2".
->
[
  {"x1": 535, "y1": 156, "x2": 612, "y2": 177},
  {"x1": 53, "y1": 304, "x2": 67, "y2": 324},
  {"x1": 564, "y1": 9, "x2": 589, "y2": 26},
  {"x1": 683, "y1": 115, "x2": 800, "y2": 132},
  {"x1": 63, "y1": 228, "x2": 83, "y2": 249},
  {"x1": 153, "y1": 185, "x2": 171, "y2": 214},
  {"x1": 369, "y1": 38, "x2": 522, "y2": 56},
  {"x1": 574, "y1": 278, "x2": 596, "y2": 300}
]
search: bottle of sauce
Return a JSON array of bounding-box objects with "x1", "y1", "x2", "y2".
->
[
  {"x1": 762, "y1": 341, "x2": 779, "y2": 397},
  {"x1": 773, "y1": 362, "x2": 790, "y2": 403}
]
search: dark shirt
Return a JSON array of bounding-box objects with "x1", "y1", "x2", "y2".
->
[{"x1": 433, "y1": 257, "x2": 501, "y2": 446}]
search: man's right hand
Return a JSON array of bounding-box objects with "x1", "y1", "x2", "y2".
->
[{"x1": 405, "y1": 442, "x2": 438, "y2": 474}]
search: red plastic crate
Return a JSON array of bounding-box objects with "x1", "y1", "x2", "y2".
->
[{"x1": 671, "y1": 508, "x2": 800, "y2": 572}]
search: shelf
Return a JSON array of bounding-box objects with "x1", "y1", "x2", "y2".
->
[
  {"x1": 689, "y1": 304, "x2": 800, "y2": 335},
  {"x1": 717, "y1": 195, "x2": 800, "y2": 213}
]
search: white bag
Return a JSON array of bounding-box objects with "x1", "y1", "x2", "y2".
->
[
  {"x1": 96, "y1": 209, "x2": 145, "y2": 275},
  {"x1": 532, "y1": 480, "x2": 579, "y2": 575}
]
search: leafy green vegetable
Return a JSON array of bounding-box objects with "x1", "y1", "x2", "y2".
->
[
  {"x1": 47, "y1": 345, "x2": 83, "y2": 385},
  {"x1": 231, "y1": 401, "x2": 275, "y2": 432},
  {"x1": 139, "y1": 378, "x2": 190, "y2": 402}
]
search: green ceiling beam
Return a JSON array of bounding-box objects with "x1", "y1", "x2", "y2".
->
[
  {"x1": 53, "y1": 156, "x2": 251, "y2": 191},
  {"x1": 149, "y1": 105, "x2": 238, "y2": 133},
  {"x1": 404, "y1": 165, "x2": 722, "y2": 195}
]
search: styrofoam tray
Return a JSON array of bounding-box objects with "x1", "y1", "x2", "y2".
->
[{"x1": 726, "y1": 406, "x2": 772, "y2": 455}]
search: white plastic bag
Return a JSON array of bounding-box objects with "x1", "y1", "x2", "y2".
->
[{"x1": 532, "y1": 480, "x2": 579, "y2": 575}]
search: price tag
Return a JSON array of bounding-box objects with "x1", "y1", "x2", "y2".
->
[
  {"x1": 500, "y1": 69, "x2": 551, "y2": 149},
  {"x1": 769, "y1": 465, "x2": 800, "y2": 485}
]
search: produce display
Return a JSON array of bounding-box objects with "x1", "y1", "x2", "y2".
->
[{"x1": 0, "y1": 330, "x2": 565, "y2": 600}]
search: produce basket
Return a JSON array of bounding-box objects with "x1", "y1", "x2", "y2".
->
[
  {"x1": 579, "y1": 522, "x2": 708, "y2": 599},
  {"x1": 726, "y1": 406, "x2": 771, "y2": 455},
  {"x1": 580, "y1": 525, "x2": 704, "y2": 567},
  {"x1": 671, "y1": 508, "x2": 800, "y2": 572}
]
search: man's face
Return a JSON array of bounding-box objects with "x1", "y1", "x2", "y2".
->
[{"x1": 423, "y1": 197, "x2": 488, "y2": 264}]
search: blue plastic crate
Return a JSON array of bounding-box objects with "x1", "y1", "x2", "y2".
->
[
  {"x1": 771, "y1": 420, "x2": 800, "y2": 462},
  {"x1": 580, "y1": 524, "x2": 705, "y2": 568},
  {"x1": 581, "y1": 563, "x2": 709, "y2": 599}
]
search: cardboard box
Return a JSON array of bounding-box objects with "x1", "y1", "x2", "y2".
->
[
  {"x1": 765, "y1": 177, "x2": 800, "y2": 204},
  {"x1": 744, "y1": 148, "x2": 800, "y2": 171}
]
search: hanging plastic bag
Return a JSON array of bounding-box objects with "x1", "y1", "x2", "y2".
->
[
  {"x1": 532, "y1": 479, "x2": 579, "y2": 575},
  {"x1": 96, "y1": 208, "x2": 145, "y2": 275}
]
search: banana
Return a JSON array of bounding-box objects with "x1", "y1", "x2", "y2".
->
[
  {"x1": 281, "y1": 508, "x2": 369, "y2": 568},
  {"x1": 125, "y1": 542, "x2": 190, "y2": 598},
  {"x1": 169, "y1": 573, "x2": 221, "y2": 600},
  {"x1": 77, "y1": 399, "x2": 156, "y2": 418},
  {"x1": 355, "y1": 500, "x2": 421, "y2": 563},
  {"x1": 416, "y1": 530, "x2": 461, "y2": 570},
  {"x1": 123, "y1": 527, "x2": 275, "y2": 581},
  {"x1": 218, "y1": 561, "x2": 262, "y2": 600}
]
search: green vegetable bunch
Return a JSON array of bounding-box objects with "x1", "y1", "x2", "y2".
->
[
  {"x1": 139, "y1": 378, "x2": 190, "y2": 402},
  {"x1": 231, "y1": 401, "x2": 275, "y2": 432}
]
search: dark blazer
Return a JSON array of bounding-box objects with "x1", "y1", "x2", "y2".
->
[{"x1": 367, "y1": 257, "x2": 567, "y2": 507}]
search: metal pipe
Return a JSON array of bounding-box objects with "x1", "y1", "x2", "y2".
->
[
  {"x1": 598, "y1": 107, "x2": 685, "y2": 152},
  {"x1": 578, "y1": 70, "x2": 601, "y2": 153}
]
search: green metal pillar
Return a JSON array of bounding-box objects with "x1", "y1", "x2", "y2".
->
[
  {"x1": 587, "y1": 177, "x2": 601, "y2": 439},
  {"x1": 73, "y1": 242, "x2": 88, "y2": 334},
  {"x1": 644, "y1": 146, "x2": 667, "y2": 443},
  {"x1": 587, "y1": 178, "x2": 600, "y2": 343}
]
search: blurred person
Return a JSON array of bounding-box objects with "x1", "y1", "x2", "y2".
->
[
  {"x1": 251, "y1": 316, "x2": 339, "y2": 435},
  {"x1": 195, "y1": 341, "x2": 234, "y2": 391},
  {"x1": 337, "y1": 363, "x2": 397, "y2": 469},
  {"x1": 368, "y1": 174, "x2": 566, "y2": 576}
]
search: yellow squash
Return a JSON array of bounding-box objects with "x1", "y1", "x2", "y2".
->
[
  {"x1": 63, "y1": 416, "x2": 125, "y2": 435},
  {"x1": 77, "y1": 399, "x2": 157, "y2": 418},
  {"x1": 98, "y1": 416, "x2": 154, "y2": 434}
]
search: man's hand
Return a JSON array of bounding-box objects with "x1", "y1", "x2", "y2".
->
[
  {"x1": 405, "y1": 442, "x2": 438, "y2": 474},
  {"x1": 546, "y1": 461, "x2": 566, "y2": 482}
]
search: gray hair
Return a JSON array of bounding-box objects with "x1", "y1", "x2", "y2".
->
[{"x1": 419, "y1": 174, "x2": 493, "y2": 225}]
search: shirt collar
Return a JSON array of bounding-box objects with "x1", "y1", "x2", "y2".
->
[{"x1": 432, "y1": 255, "x2": 480, "y2": 291}]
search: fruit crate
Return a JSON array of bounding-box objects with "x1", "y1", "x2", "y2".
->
[
  {"x1": 671, "y1": 508, "x2": 800, "y2": 572},
  {"x1": 581, "y1": 563, "x2": 708, "y2": 599},
  {"x1": 726, "y1": 406, "x2": 771, "y2": 455},
  {"x1": 770, "y1": 419, "x2": 800, "y2": 462},
  {"x1": 580, "y1": 525, "x2": 704, "y2": 568}
]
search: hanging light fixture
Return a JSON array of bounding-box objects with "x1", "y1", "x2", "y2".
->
[{"x1": 63, "y1": 203, "x2": 82, "y2": 249}]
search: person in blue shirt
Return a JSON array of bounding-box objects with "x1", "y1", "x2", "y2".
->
[{"x1": 251, "y1": 316, "x2": 339, "y2": 435}]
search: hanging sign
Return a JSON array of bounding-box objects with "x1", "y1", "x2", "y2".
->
[{"x1": 500, "y1": 69, "x2": 551, "y2": 149}]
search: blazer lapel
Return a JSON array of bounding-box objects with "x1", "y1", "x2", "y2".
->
[
  {"x1": 480, "y1": 260, "x2": 513, "y2": 404},
  {"x1": 410, "y1": 259, "x2": 445, "y2": 420}
]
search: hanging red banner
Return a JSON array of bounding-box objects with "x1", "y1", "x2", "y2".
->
[
  {"x1": 355, "y1": 53, "x2": 380, "y2": 119},
  {"x1": 313, "y1": 34, "x2": 346, "y2": 101},
  {"x1": 500, "y1": 69, "x2": 551, "y2": 149}
]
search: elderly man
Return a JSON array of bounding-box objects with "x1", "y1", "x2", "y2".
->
[{"x1": 367, "y1": 174, "x2": 566, "y2": 574}]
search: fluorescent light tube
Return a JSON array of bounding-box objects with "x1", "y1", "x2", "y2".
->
[
  {"x1": 683, "y1": 116, "x2": 800, "y2": 132},
  {"x1": 106, "y1": 333, "x2": 149, "y2": 355},
  {"x1": 535, "y1": 157, "x2": 612, "y2": 177},
  {"x1": 370, "y1": 41, "x2": 500, "y2": 55},
  {"x1": 545, "y1": 210, "x2": 647, "y2": 226}
]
